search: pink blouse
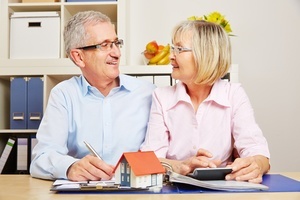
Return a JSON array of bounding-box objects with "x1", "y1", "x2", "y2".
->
[{"x1": 141, "y1": 80, "x2": 270, "y2": 166}]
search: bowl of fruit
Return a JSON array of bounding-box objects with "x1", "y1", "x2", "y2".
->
[{"x1": 142, "y1": 41, "x2": 170, "y2": 65}]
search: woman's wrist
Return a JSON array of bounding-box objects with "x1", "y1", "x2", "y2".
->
[{"x1": 254, "y1": 155, "x2": 270, "y2": 174}]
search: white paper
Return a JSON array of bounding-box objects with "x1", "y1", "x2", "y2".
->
[
  {"x1": 53, "y1": 179, "x2": 88, "y2": 186},
  {"x1": 53, "y1": 179, "x2": 115, "y2": 186},
  {"x1": 55, "y1": 184, "x2": 81, "y2": 190}
]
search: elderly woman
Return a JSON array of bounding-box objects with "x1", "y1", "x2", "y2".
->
[{"x1": 141, "y1": 20, "x2": 270, "y2": 183}]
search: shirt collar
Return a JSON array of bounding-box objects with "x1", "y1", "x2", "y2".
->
[
  {"x1": 118, "y1": 74, "x2": 138, "y2": 92},
  {"x1": 80, "y1": 74, "x2": 135, "y2": 97},
  {"x1": 174, "y1": 81, "x2": 191, "y2": 103},
  {"x1": 167, "y1": 81, "x2": 192, "y2": 110},
  {"x1": 205, "y1": 79, "x2": 231, "y2": 107},
  {"x1": 81, "y1": 75, "x2": 90, "y2": 96},
  {"x1": 169, "y1": 79, "x2": 230, "y2": 109}
]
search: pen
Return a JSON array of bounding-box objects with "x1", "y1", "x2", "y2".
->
[{"x1": 84, "y1": 141, "x2": 103, "y2": 160}]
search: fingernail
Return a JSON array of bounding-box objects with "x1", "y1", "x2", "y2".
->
[{"x1": 225, "y1": 175, "x2": 230, "y2": 180}]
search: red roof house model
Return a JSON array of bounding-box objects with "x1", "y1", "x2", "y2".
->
[{"x1": 114, "y1": 151, "x2": 165, "y2": 188}]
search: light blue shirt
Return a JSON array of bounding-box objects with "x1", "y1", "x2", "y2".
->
[{"x1": 30, "y1": 74, "x2": 156, "y2": 180}]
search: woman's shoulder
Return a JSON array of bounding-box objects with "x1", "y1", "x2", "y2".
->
[
  {"x1": 217, "y1": 80, "x2": 244, "y2": 94},
  {"x1": 217, "y1": 80, "x2": 250, "y2": 107}
]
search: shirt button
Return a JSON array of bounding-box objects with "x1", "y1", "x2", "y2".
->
[{"x1": 193, "y1": 146, "x2": 196, "y2": 149}]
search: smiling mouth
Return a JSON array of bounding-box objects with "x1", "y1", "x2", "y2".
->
[
  {"x1": 107, "y1": 61, "x2": 118, "y2": 65},
  {"x1": 171, "y1": 63, "x2": 179, "y2": 68}
]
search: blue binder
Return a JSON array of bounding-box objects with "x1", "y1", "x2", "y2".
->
[
  {"x1": 27, "y1": 77, "x2": 43, "y2": 129},
  {"x1": 10, "y1": 77, "x2": 27, "y2": 129}
]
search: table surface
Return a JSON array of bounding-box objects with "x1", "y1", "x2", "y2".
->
[{"x1": 0, "y1": 172, "x2": 299, "y2": 200}]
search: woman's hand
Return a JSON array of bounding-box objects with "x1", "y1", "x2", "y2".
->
[
  {"x1": 225, "y1": 155, "x2": 270, "y2": 183},
  {"x1": 160, "y1": 148, "x2": 221, "y2": 175}
]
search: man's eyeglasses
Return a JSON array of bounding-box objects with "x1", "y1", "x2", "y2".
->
[
  {"x1": 77, "y1": 39, "x2": 123, "y2": 51},
  {"x1": 171, "y1": 45, "x2": 192, "y2": 55}
]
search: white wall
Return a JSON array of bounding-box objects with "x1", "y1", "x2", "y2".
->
[
  {"x1": 229, "y1": 0, "x2": 300, "y2": 173},
  {"x1": 127, "y1": 0, "x2": 300, "y2": 172}
]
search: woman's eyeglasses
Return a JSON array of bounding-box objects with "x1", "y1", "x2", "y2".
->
[{"x1": 170, "y1": 45, "x2": 192, "y2": 55}]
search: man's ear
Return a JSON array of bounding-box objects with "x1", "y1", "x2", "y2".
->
[{"x1": 70, "y1": 49, "x2": 85, "y2": 68}]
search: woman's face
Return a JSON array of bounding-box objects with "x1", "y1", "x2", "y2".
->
[{"x1": 170, "y1": 32, "x2": 197, "y2": 85}]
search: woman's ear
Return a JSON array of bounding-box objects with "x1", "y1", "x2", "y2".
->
[{"x1": 70, "y1": 49, "x2": 85, "y2": 68}]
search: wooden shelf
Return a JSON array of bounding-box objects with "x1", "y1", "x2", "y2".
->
[{"x1": 0, "y1": 129, "x2": 37, "y2": 134}]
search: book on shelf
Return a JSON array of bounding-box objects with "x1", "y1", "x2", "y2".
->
[
  {"x1": 0, "y1": 138, "x2": 16, "y2": 174},
  {"x1": 16, "y1": 138, "x2": 28, "y2": 172}
]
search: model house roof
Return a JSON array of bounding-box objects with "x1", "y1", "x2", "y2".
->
[{"x1": 114, "y1": 151, "x2": 165, "y2": 176}]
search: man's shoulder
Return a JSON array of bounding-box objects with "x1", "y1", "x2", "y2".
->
[{"x1": 51, "y1": 76, "x2": 81, "y2": 92}]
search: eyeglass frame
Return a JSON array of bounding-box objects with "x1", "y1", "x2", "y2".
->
[
  {"x1": 77, "y1": 39, "x2": 123, "y2": 51},
  {"x1": 170, "y1": 45, "x2": 192, "y2": 55}
]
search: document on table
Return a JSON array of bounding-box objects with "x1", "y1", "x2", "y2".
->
[
  {"x1": 51, "y1": 178, "x2": 150, "y2": 192},
  {"x1": 168, "y1": 171, "x2": 269, "y2": 191},
  {"x1": 52, "y1": 179, "x2": 115, "y2": 191}
]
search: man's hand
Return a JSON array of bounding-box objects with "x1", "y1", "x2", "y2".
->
[
  {"x1": 225, "y1": 155, "x2": 270, "y2": 183},
  {"x1": 67, "y1": 155, "x2": 114, "y2": 181}
]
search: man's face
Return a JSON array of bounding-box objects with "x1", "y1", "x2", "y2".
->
[{"x1": 80, "y1": 22, "x2": 121, "y2": 84}]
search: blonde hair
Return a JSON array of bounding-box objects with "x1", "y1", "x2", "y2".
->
[{"x1": 172, "y1": 20, "x2": 231, "y2": 85}]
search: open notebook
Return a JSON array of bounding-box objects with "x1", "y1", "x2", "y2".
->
[{"x1": 167, "y1": 170, "x2": 269, "y2": 191}]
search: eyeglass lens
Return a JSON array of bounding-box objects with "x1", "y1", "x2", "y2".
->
[
  {"x1": 100, "y1": 39, "x2": 123, "y2": 51},
  {"x1": 171, "y1": 45, "x2": 192, "y2": 54}
]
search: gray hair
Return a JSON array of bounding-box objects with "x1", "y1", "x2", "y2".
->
[{"x1": 64, "y1": 10, "x2": 111, "y2": 58}]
